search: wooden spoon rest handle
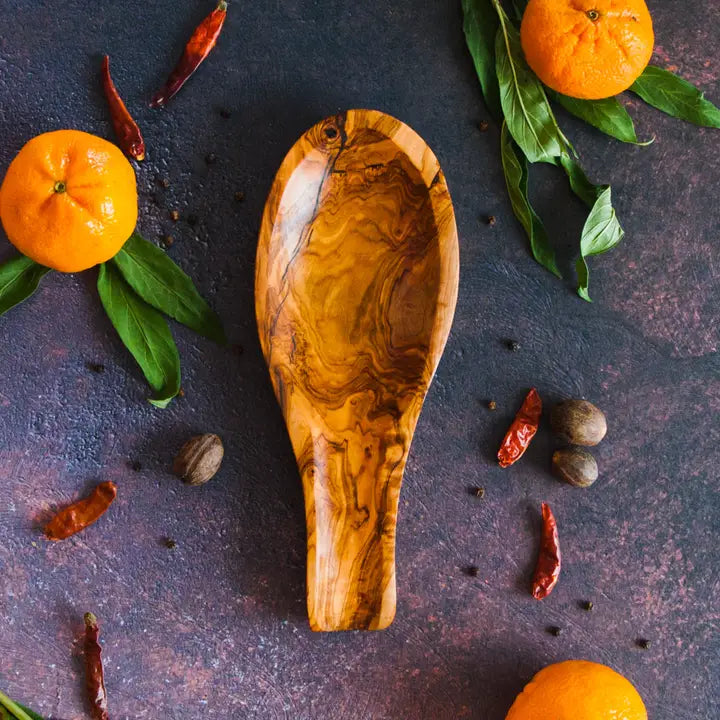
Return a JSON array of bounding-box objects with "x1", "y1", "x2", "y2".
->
[{"x1": 301, "y1": 431, "x2": 406, "y2": 631}]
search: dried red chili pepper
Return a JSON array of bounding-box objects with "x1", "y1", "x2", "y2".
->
[
  {"x1": 497, "y1": 388, "x2": 542, "y2": 468},
  {"x1": 531, "y1": 502, "x2": 561, "y2": 600},
  {"x1": 150, "y1": 1, "x2": 228, "y2": 107},
  {"x1": 84, "y1": 613, "x2": 109, "y2": 720},
  {"x1": 44, "y1": 481, "x2": 117, "y2": 541},
  {"x1": 101, "y1": 55, "x2": 145, "y2": 161}
]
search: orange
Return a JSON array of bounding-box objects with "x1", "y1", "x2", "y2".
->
[
  {"x1": 506, "y1": 660, "x2": 647, "y2": 720},
  {"x1": 0, "y1": 130, "x2": 137, "y2": 272},
  {"x1": 520, "y1": 0, "x2": 654, "y2": 100}
]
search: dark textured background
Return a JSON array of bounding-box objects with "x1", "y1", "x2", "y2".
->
[{"x1": 0, "y1": 1, "x2": 718, "y2": 718}]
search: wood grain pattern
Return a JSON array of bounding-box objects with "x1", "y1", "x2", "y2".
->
[{"x1": 255, "y1": 110, "x2": 459, "y2": 631}]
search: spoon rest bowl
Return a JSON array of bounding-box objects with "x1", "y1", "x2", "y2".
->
[{"x1": 255, "y1": 109, "x2": 459, "y2": 630}]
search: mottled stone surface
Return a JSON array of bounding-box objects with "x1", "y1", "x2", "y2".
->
[{"x1": 0, "y1": 1, "x2": 718, "y2": 719}]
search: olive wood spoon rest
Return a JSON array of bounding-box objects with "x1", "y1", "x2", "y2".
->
[{"x1": 255, "y1": 109, "x2": 459, "y2": 631}]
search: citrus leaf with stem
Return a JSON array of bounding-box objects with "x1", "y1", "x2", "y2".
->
[
  {"x1": 0, "y1": 691, "x2": 43, "y2": 720},
  {"x1": 630, "y1": 66, "x2": 720, "y2": 128},
  {"x1": 576, "y1": 186, "x2": 625, "y2": 301},
  {"x1": 549, "y1": 91, "x2": 652, "y2": 145},
  {"x1": 0, "y1": 255, "x2": 51, "y2": 317},
  {"x1": 501, "y1": 122, "x2": 561, "y2": 277},
  {"x1": 13, "y1": 705, "x2": 43, "y2": 720},
  {"x1": 462, "y1": 0, "x2": 501, "y2": 119},
  {"x1": 97, "y1": 262, "x2": 181, "y2": 408},
  {"x1": 557, "y1": 153, "x2": 603, "y2": 208},
  {"x1": 113, "y1": 232, "x2": 226, "y2": 344},
  {"x1": 509, "y1": 0, "x2": 528, "y2": 21},
  {"x1": 557, "y1": 153, "x2": 624, "y2": 299},
  {"x1": 492, "y1": 0, "x2": 565, "y2": 163}
]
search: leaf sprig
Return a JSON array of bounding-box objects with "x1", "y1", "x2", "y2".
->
[
  {"x1": 0, "y1": 690, "x2": 44, "y2": 720},
  {"x1": 463, "y1": 0, "x2": 720, "y2": 300},
  {"x1": 0, "y1": 232, "x2": 224, "y2": 407}
]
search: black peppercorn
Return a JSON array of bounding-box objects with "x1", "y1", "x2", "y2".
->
[
  {"x1": 468, "y1": 486, "x2": 485, "y2": 498},
  {"x1": 87, "y1": 362, "x2": 105, "y2": 374},
  {"x1": 234, "y1": 191, "x2": 245, "y2": 203},
  {"x1": 205, "y1": 152, "x2": 217, "y2": 165},
  {"x1": 488, "y1": 400, "x2": 497, "y2": 411},
  {"x1": 507, "y1": 340, "x2": 521, "y2": 352},
  {"x1": 464, "y1": 565, "x2": 480, "y2": 577},
  {"x1": 547, "y1": 626, "x2": 563, "y2": 637},
  {"x1": 477, "y1": 120, "x2": 490, "y2": 132},
  {"x1": 580, "y1": 600, "x2": 594, "y2": 611},
  {"x1": 219, "y1": 108, "x2": 231, "y2": 119},
  {"x1": 129, "y1": 460, "x2": 142, "y2": 472},
  {"x1": 487, "y1": 215, "x2": 497, "y2": 226},
  {"x1": 636, "y1": 638, "x2": 651, "y2": 650},
  {"x1": 164, "y1": 537, "x2": 177, "y2": 549}
]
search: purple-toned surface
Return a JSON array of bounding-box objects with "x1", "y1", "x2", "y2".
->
[{"x1": 0, "y1": 1, "x2": 718, "y2": 718}]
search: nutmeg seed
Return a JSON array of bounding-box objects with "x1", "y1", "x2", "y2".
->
[
  {"x1": 550, "y1": 399, "x2": 607, "y2": 446},
  {"x1": 173, "y1": 433, "x2": 224, "y2": 486},
  {"x1": 552, "y1": 447, "x2": 598, "y2": 488}
]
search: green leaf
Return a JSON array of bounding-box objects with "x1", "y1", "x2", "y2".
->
[
  {"x1": 493, "y1": 2, "x2": 564, "y2": 163},
  {"x1": 113, "y1": 233, "x2": 225, "y2": 344},
  {"x1": 0, "y1": 691, "x2": 42, "y2": 720},
  {"x1": 14, "y1": 705, "x2": 43, "y2": 720},
  {"x1": 0, "y1": 255, "x2": 51, "y2": 317},
  {"x1": 557, "y1": 153, "x2": 602, "y2": 208},
  {"x1": 576, "y1": 186, "x2": 625, "y2": 301},
  {"x1": 462, "y1": 0, "x2": 501, "y2": 119},
  {"x1": 509, "y1": 0, "x2": 528, "y2": 21},
  {"x1": 97, "y1": 262, "x2": 181, "y2": 408},
  {"x1": 550, "y1": 91, "x2": 650, "y2": 145},
  {"x1": 556, "y1": 154, "x2": 625, "y2": 300},
  {"x1": 500, "y1": 122, "x2": 561, "y2": 277},
  {"x1": 630, "y1": 66, "x2": 720, "y2": 128}
]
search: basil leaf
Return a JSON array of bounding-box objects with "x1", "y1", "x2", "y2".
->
[
  {"x1": 0, "y1": 255, "x2": 51, "y2": 317},
  {"x1": 630, "y1": 66, "x2": 720, "y2": 128},
  {"x1": 550, "y1": 91, "x2": 650, "y2": 145},
  {"x1": 501, "y1": 123, "x2": 561, "y2": 277},
  {"x1": 462, "y1": 0, "x2": 501, "y2": 119},
  {"x1": 557, "y1": 153, "x2": 602, "y2": 208},
  {"x1": 97, "y1": 262, "x2": 181, "y2": 408},
  {"x1": 493, "y1": 3, "x2": 564, "y2": 163},
  {"x1": 576, "y1": 186, "x2": 624, "y2": 301},
  {"x1": 113, "y1": 233, "x2": 225, "y2": 344}
]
